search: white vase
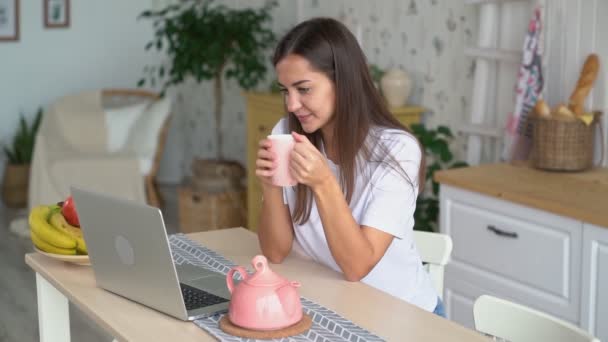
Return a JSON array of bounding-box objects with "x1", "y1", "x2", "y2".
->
[{"x1": 380, "y1": 68, "x2": 412, "y2": 108}]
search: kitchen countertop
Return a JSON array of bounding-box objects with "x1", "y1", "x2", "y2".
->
[{"x1": 434, "y1": 163, "x2": 608, "y2": 228}]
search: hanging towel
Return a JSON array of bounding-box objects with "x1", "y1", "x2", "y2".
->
[{"x1": 503, "y1": 6, "x2": 544, "y2": 162}]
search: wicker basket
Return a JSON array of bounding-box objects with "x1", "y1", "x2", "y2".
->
[
  {"x1": 1, "y1": 164, "x2": 30, "y2": 208},
  {"x1": 531, "y1": 111, "x2": 602, "y2": 171},
  {"x1": 178, "y1": 186, "x2": 246, "y2": 233}
]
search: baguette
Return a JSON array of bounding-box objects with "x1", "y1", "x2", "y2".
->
[{"x1": 568, "y1": 54, "x2": 600, "y2": 117}]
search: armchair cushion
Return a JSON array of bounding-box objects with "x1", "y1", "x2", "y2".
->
[
  {"x1": 123, "y1": 96, "x2": 172, "y2": 174},
  {"x1": 104, "y1": 100, "x2": 149, "y2": 153},
  {"x1": 28, "y1": 90, "x2": 171, "y2": 210}
]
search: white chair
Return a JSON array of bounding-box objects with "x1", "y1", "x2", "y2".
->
[
  {"x1": 413, "y1": 230, "x2": 453, "y2": 299},
  {"x1": 474, "y1": 295, "x2": 599, "y2": 342}
]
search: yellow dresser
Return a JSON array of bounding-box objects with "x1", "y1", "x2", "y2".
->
[{"x1": 245, "y1": 92, "x2": 425, "y2": 232}]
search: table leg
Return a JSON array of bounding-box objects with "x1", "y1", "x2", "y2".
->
[{"x1": 36, "y1": 273, "x2": 71, "y2": 342}]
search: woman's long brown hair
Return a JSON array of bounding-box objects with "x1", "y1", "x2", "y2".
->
[{"x1": 273, "y1": 17, "x2": 425, "y2": 224}]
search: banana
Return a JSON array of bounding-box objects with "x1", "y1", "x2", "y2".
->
[
  {"x1": 31, "y1": 231, "x2": 76, "y2": 255},
  {"x1": 48, "y1": 211, "x2": 88, "y2": 254},
  {"x1": 29, "y1": 205, "x2": 77, "y2": 249}
]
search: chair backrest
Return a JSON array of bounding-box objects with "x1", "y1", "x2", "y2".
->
[
  {"x1": 413, "y1": 230, "x2": 453, "y2": 299},
  {"x1": 474, "y1": 295, "x2": 599, "y2": 342}
]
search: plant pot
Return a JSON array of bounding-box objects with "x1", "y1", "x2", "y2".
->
[
  {"x1": 190, "y1": 159, "x2": 245, "y2": 193},
  {"x1": 2, "y1": 163, "x2": 30, "y2": 208},
  {"x1": 180, "y1": 159, "x2": 247, "y2": 231},
  {"x1": 380, "y1": 68, "x2": 413, "y2": 108}
]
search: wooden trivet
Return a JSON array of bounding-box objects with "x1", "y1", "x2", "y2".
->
[{"x1": 219, "y1": 314, "x2": 312, "y2": 339}]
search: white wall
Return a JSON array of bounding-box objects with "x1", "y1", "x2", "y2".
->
[
  {"x1": 0, "y1": 0, "x2": 163, "y2": 180},
  {"x1": 545, "y1": 0, "x2": 608, "y2": 166}
]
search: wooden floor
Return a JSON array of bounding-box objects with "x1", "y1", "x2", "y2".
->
[{"x1": 0, "y1": 185, "x2": 180, "y2": 342}]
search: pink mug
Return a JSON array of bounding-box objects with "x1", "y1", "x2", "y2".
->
[{"x1": 268, "y1": 134, "x2": 297, "y2": 187}]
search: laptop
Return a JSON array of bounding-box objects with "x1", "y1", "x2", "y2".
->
[{"x1": 71, "y1": 186, "x2": 231, "y2": 321}]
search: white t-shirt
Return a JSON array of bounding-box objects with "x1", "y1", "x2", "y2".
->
[{"x1": 271, "y1": 118, "x2": 438, "y2": 312}]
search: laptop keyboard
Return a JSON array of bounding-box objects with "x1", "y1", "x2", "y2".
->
[{"x1": 179, "y1": 283, "x2": 229, "y2": 310}]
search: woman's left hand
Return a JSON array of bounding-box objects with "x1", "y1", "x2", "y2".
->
[{"x1": 290, "y1": 132, "x2": 333, "y2": 190}]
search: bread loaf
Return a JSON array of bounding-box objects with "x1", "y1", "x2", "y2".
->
[
  {"x1": 534, "y1": 99, "x2": 551, "y2": 117},
  {"x1": 552, "y1": 103, "x2": 577, "y2": 121},
  {"x1": 568, "y1": 54, "x2": 600, "y2": 117}
]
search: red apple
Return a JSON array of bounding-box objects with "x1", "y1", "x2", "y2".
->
[{"x1": 61, "y1": 196, "x2": 80, "y2": 227}]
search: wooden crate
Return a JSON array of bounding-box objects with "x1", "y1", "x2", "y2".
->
[{"x1": 178, "y1": 186, "x2": 246, "y2": 233}]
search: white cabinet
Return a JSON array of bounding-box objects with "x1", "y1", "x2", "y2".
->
[
  {"x1": 439, "y1": 185, "x2": 605, "y2": 333},
  {"x1": 581, "y1": 223, "x2": 608, "y2": 342}
]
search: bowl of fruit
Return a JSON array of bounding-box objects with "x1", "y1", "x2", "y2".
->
[{"x1": 29, "y1": 196, "x2": 89, "y2": 265}]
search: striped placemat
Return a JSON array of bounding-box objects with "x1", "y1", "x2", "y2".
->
[{"x1": 169, "y1": 234, "x2": 385, "y2": 342}]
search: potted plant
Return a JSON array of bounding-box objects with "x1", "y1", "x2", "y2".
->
[
  {"x1": 2, "y1": 109, "x2": 43, "y2": 208},
  {"x1": 138, "y1": 0, "x2": 277, "y2": 229},
  {"x1": 410, "y1": 123, "x2": 468, "y2": 232},
  {"x1": 138, "y1": 0, "x2": 277, "y2": 169}
]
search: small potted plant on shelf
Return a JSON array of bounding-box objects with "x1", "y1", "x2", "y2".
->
[{"x1": 2, "y1": 109, "x2": 42, "y2": 208}]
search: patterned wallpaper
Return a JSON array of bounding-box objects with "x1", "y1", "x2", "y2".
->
[
  {"x1": 298, "y1": 0, "x2": 477, "y2": 124},
  {"x1": 157, "y1": 0, "x2": 477, "y2": 183}
]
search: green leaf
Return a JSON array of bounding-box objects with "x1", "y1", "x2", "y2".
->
[
  {"x1": 410, "y1": 123, "x2": 425, "y2": 137},
  {"x1": 440, "y1": 147, "x2": 453, "y2": 163},
  {"x1": 450, "y1": 161, "x2": 468, "y2": 169},
  {"x1": 437, "y1": 125, "x2": 453, "y2": 138},
  {"x1": 4, "y1": 109, "x2": 44, "y2": 164},
  {"x1": 3, "y1": 147, "x2": 15, "y2": 163},
  {"x1": 139, "y1": 10, "x2": 153, "y2": 19},
  {"x1": 411, "y1": 122, "x2": 467, "y2": 232}
]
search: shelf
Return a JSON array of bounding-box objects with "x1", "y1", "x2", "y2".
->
[
  {"x1": 466, "y1": 0, "x2": 531, "y2": 5},
  {"x1": 465, "y1": 47, "x2": 521, "y2": 63},
  {"x1": 458, "y1": 124, "x2": 502, "y2": 138}
]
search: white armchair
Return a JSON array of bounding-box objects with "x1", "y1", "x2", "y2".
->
[{"x1": 28, "y1": 89, "x2": 172, "y2": 210}]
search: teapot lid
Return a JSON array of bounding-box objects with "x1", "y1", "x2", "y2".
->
[{"x1": 245, "y1": 255, "x2": 288, "y2": 286}]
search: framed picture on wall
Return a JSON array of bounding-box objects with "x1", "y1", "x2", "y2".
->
[
  {"x1": 0, "y1": 0, "x2": 19, "y2": 41},
  {"x1": 44, "y1": 0, "x2": 69, "y2": 28}
]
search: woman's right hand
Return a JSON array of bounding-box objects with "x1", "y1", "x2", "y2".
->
[{"x1": 255, "y1": 138, "x2": 278, "y2": 187}]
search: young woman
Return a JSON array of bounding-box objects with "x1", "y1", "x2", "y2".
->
[{"x1": 255, "y1": 17, "x2": 444, "y2": 317}]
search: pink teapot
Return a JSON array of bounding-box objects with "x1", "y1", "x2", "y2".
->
[{"x1": 226, "y1": 255, "x2": 303, "y2": 330}]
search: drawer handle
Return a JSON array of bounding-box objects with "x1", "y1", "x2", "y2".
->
[
  {"x1": 487, "y1": 225, "x2": 518, "y2": 239},
  {"x1": 258, "y1": 125, "x2": 267, "y2": 133}
]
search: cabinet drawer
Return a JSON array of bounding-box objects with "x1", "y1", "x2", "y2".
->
[
  {"x1": 450, "y1": 200, "x2": 573, "y2": 297},
  {"x1": 440, "y1": 185, "x2": 585, "y2": 325},
  {"x1": 446, "y1": 260, "x2": 581, "y2": 324}
]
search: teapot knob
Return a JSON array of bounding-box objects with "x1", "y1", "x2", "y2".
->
[{"x1": 252, "y1": 255, "x2": 268, "y2": 272}]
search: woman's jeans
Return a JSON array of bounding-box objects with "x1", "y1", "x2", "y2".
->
[{"x1": 433, "y1": 297, "x2": 446, "y2": 318}]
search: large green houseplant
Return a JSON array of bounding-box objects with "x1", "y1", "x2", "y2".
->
[
  {"x1": 138, "y1": 0, "x2": 277, "y2": 161},
  {"x1": 2, "y1": 109, "x2": 42, "y2": 208},
  {"x1": 410, "y1": 123, "x2": 468, "y2": 232}
]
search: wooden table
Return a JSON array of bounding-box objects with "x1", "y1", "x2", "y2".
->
[{"x1": 25, "y1": 228, "x2": 488, "y2": 341}]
